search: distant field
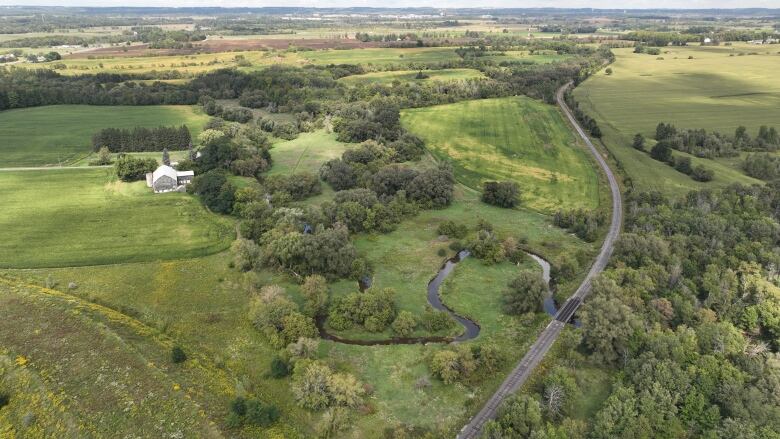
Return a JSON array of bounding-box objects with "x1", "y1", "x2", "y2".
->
[
  {"x1": 0, "y1": 105, "x2": 208, "y2": 167},
  {"x1": 339, "y1": 68, "x2": 485, "y2": 85},
  {"x1": 402, "y1": 97, "x2": 600, "y2": 212},
  {"x1": 574, "y1": 44, "x2": 776, "y2": 194},
  {"x1": 0, "y1": 168, "x2": 233, "y2": 268},
  {"x1": 268, "y1": 130, "x2": 351, "y2": 175}
]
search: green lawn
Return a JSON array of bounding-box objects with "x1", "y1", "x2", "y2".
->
[
  {"x1": 0, "y1": 168, "x2": 233, "y2": 268},
  {"x1": 268, "y1": 130, "x2": 351, "y2": 176},
  {"x1": 574, "y1": 44, "x2": 775, "y2": 194},
  {"x1": 339, "y1": 68, "x2": 485, "y2": 86},
  {"x1": 0, "y1": 105, "x2": 209, "y2": 167},
  {"x1": 402, "y1": 97, "x2": 600, "y2": 213}
]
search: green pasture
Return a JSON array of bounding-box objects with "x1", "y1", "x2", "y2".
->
[
  {"x1": 339, "y1": 68, "x2": 485, "y2": 86},
  {"x1": 0, "y1": 105, "x2": 208, "y2": 167},
  {"x1": 268, "y1": 130, "x2": 350, "y2": 176},
  {"x1": 402, "y1": 96, "x2": 600, "y2": 213},
  {"x1": 574, "y1": 45, "x2": 777, "y2": 194},
  {"x1": 0, "y1": 168, "x2": 233, "y2": 268}
]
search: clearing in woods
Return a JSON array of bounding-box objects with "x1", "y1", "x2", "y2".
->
[
  {"x1": 401, "y1": 96, "x2": 600, "y2": 213},
  {"x1": 0, "y1": 105, "x2": 208, "y2": 168}
]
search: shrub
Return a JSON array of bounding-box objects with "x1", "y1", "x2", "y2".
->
[
  {"x1": 0, "y1": 392, "x2": 9, "y2": 409},
  {"x1": 171, "y1": 346, "x2": 187, "y2": 364},
  {"x1": 482, "y1": 181, "x2": 520, "y2": 208},
  {"x1": 391, "y1": 310, "x2": 418, "y2": 337},
  {"x1": 468, "y1": 230, "x2": 506, "y2": 264},
  {"x1": 245, "y1": 399, "x2": 280, "y2": 426},
  {"x1": 227, "y1": 396, "x2": 280, "y2": 427},
  {"x1": 114, "y1": 155, "x2": 157, "y2": 182},
  {"x1": 189, "y1": 170, "x2": 236, "y2": 214},
  {"x1": 270, "y1": 356, "x2": 291, "y2": 378},
  {"x1": 437, "y1": 220, "x2": 468, "y2": 239},
  {"x1": 691, "y1": 165, "x2": 714, "y2": 182},
  {"x1": 502, "y1": 271, "x2": 547, "y2": 314}
]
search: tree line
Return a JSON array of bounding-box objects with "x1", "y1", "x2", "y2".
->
[
  {"x1": 486, "y1": 183, "x2": 780, "y2": 438},
  {"x1": 92, "y1": 125, "x2": 191, "y2": 152}
]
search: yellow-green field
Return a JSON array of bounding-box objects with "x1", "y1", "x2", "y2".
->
[
  {"x1": 0, "y1": 105, "x2": 208, "y2": 167},
  {"x1": 339, "y1": 68, "x2": 485, "y2": 85},
  {"x1": 0, "y1": 168, "x2": 233, "y2": 268},
  {"x1": 402, "y1": 96, "x2": 600, "y2": 212},
  {"x1": 574, "y1": 44, "x2": 776, "y2": 194}
]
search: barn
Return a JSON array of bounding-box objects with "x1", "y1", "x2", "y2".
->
[{"x1": 145, "y1": 165, "x2": 195, "y2": 193}]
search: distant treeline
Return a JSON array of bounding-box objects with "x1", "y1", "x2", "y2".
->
[{"x1": 92, "y1": 125, "x2": 191, "y2": 152}]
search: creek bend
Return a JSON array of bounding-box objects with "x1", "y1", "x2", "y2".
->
[{"x1": 317, "y1": 250, "x2": 557, "y2": 346}]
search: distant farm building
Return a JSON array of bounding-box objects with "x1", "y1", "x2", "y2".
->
[{"x1": 145, "y1": 165, "x2": 194, "y2": 193}]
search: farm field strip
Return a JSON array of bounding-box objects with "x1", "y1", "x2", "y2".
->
[
  {"x1": 0, "y1": 168, "x2": 233, "y2": 268},
  {"x1": 0, "y1": 105, "x2": 208, "y2": 168},
  {"x1": 573, "y1": 44, "x2": 774, "y2": 194},
  {"x1": 402, "y1": 96, "x2": 600, "y2": 213}
]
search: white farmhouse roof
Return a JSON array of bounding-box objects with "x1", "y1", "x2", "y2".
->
[{"x1": 152, "y1": 165, "x2": 178, "y2": 182}]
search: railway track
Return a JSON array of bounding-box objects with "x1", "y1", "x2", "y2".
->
[{"x1": 457, "y1": 82, "x2": 623, "y2": 439}]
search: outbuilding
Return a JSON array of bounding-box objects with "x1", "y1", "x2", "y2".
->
[{"x1": 145, "y1": 165, "x2": 195, "y2": 193}]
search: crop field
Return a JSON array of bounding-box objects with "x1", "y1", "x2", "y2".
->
[
  {"x1": 402, "y1": 97, "x2": 600, "y2": 213},
  {"x1": 339, "y1": 68, "x2": 485, "y2": 85},
  {"x1": 268, "y1": 130, "x2": 351, "y2": 176},
  {"x1": 0, "y1": 168, "x2": 233, "y2": 268},
  {"x1": 0, "y1": 105, "x2": 208, "y2": 167},
  {"x1": 574, "y1": 44, "x2": 777, "y2": 194}
]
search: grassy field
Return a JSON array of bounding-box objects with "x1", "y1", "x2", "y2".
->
[
  {"x1": 402, "y1": 97, "x2": 600, "y2": 213},
  {"x1": 327, "y1": 184, "x2": 596, "y2": 338},
  {"x1": 0, "y1": 105, "x2": 208, "y2": 167},
  {"x1": 267, "y1": 130, "x2": 351, "y2": 176},
  {"x1": 0, "y1": 168, "x2": 233, "y2": 268},
  {"x1": 339, "y1": 68, "x2": 485, "y2": 86},
  {"x1": 574, "y1": 44, "x2": 776, "y2": 194},
  {"x1": 0, "y1": 278, "x2": 224, "y2": 437}
]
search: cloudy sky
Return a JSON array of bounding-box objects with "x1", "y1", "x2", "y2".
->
[{"x1": 0, "y1": 0, "x2": 778, "y2": 8}]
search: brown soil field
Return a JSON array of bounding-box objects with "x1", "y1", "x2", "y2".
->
[{"x1": 66, "y1": 38, "x2": 384, "y2": 59}]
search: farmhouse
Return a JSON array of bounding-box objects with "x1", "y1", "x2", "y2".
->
[{"x1": 145, "y1": 165, "x2": 195, "y2": 193}]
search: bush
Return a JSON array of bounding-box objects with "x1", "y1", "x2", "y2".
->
[
  {"x1": 221, "y1": 107, "x2": 253, "y2": 123},
  {"x1": 270, "y1": 356, "x2": 291, "y2": 378},
  {"x1": 114, "y1": 155, "x2": 157, "y2": 182},
  {"x1": 391, "y1": 310, "x2": 418, "y2": 337},
  {"x1": 0, "y1": 392, "x2": 9, "y2": 409},
  {"x1": 482, "y1": 181, "x2": 520, "y2": 208},
  {"x1": 502, "y1": 270, "x2": 547, "y2": 314},
  {"x1": 245, "y1": 399, "x2": 280, "y2": 426},
  {"x1": 227, "y1": 396, "x2": 280, "y2": 427},
  {"x1": 189, "y1": 170, "x2": 237, "y2": 214},
  {"x1": 468, "y1": 230, "x2": 506, "y2": 264},
  {"x1": 171, "y1": 346, "x2": 187, "y2": 364},
  {"x1": 691, "y1": 165, "x2": 714, "y2": 182},
  {"x1": 437, "y1": 220, "x2": 468, "y2": 239}
]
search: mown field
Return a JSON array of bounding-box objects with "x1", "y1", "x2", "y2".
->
[
  {"x1": 339, "y1": 68, "x2": 485, "y2": 86},
  {"x1": 0, "y1": 105, "x2": 208, "y2": 167},
  {"x1": 402, "y1": 96, "x2": 600, "y2": 213},
  {"x1": 0, "y1": 168, "x2": 233, "y2": 268},
  {"x1": 574, "y1": 44, "x2": 775, "y2": 194},
  {"x1": 267, "y1": 130, "x2": 350, "y2": 176}
]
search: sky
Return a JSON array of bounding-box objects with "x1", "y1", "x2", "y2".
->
[{"x1": 0, "y1": 0, "x2": 778, "y2": 9}]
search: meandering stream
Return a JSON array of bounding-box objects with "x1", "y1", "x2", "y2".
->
[{"x1": 317, "y1": 250, "x2": 556, "y2": 345}]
